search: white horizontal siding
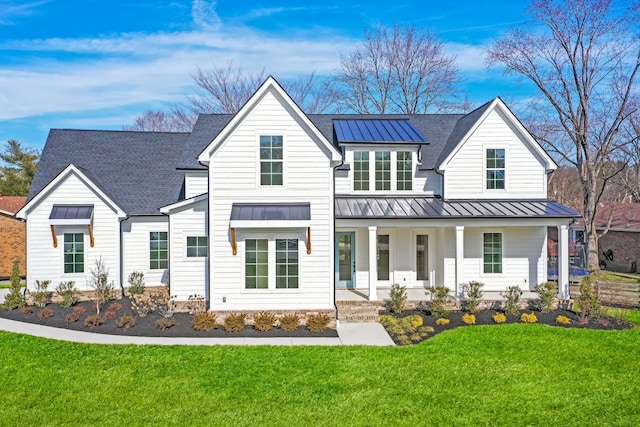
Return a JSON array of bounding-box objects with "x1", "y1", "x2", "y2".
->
[
  {"x1": 185, "y1": 171, "x2": 208, "y2": 198},
  {"x1": 168, "y1": 200, "x2": 208, "y2": 300},
  {"x1": 122, "y1": 216, "x2": 168, "y2": 288},
  {"x1": 208, "y1": 88, "x2": 334, "y2": 310},
  {"x1": 24, "y1": 172, "x2": 120, "y2": 292},
  {"x1": 445, "y1": 108, "x2": 547, "y2": 199}
]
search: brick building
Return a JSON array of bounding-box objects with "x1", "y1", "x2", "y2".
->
[{"x1": 0, "y1": 193, "x2": 26, "y2": 279}]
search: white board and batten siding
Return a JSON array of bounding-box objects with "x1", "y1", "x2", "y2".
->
[
  {"x1": 208, "y1": 88, "x2": 335, "y2": 310},
  {"x1": 184, "y1": 171, "x2": 208, "y2": 199},
  {"x1": 167, "y1": 199, "x2": 208, "y2": 300},
  {"x1": 444, "y1": 108, "x2": 547, "y2": 200},
  {"x1": 121, "y1": 216, "x2": 169, "y2": 289},
  {"x1": 24, "y1": 172, "x2": 120, "y2": 291}
]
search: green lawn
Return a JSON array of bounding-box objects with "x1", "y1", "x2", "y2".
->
[{"x1": 1, "y1": 312, "x2": 639, "y2": 426}]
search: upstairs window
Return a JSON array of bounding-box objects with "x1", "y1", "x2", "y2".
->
[
  {"x1": 260, "y1": 135, "x2": 283, "y2": 186},
  {"x1": 375, "y1": 151, "x2": 391, "y2": 190},
  {"x1": 486, "y1": 148, "x2": 505, "y2": 190},
  {"x1": 64, "y1": 233, "x2": 84, "y2": 273},
  {"x1": 353, "y1": 152, "x2": 370, "y2": 190},
  {"x1": 397, "y1": 151, "x2": 412, "y2": 191},
  {"x1": 150, "y1": 232, "x2": 168, "y2": 269}
]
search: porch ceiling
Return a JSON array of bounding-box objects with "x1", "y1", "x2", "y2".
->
[{"x1": 335, "y1": 196, "x2": 579, "y2": 219}]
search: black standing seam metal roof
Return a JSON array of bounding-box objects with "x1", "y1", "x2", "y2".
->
[
  {"x1": 333, "y1": 119, "x2": 428, "y2": 143},
  {"x1": 230, "y1": 203, "x2": 311, "y2": 221},
  {"x1": 49, "y1": 205, "x2": 94, "y2": 220},
  {"x1": 335, "y1": 197, "x2": 580, "y2": 219}
]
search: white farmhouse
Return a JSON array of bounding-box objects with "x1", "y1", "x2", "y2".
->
[{"x1": 17, "y1": 77, "x2": 578, "y2": 316}]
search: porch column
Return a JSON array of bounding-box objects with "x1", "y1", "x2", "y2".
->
[
  {"x1": 455, "y1": 226, "x2": 464, "y2": 297},
  {"x1": 558, "y1": 224, "x2": 570, "y2": 299},
  {"x1": 368, "y1": 226, "x2": 378, "y2": 301}
]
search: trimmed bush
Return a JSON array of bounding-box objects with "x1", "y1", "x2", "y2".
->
[
  {"x1": 555, "y1": 315, "x2": 571, "y2": 325},
  {"x1": 55, "y1": 281, "x2": 78, "y2": 307},
  {"x1": 84, "y1": 314, "x2": 104, "y2": 327},
  {"x1": 223, "y1": 313, "x2": 247, "y2": 332},
  {"x1": 192, "y1": 312, "x2": 217, "y2": 331},
  {"x1": 462, "y1": 281, "x2": 484, "y2": 314},
  {"x1": 521, "y1": 312, "x2": 538, "y2": 323},
  {"x1": 279, "y1": 314, "x2": 301, "y2": 331},
  {"x1": 156, "y1": 316, "x2": 176, "y2": 330},
  {"x1": 307, "y1": 314, "x2": 331, "y2": 333},
  {"x1": 117, "y1": 315, "x2": 136, "y2": 329},
  {"x1": 501, "y1": 285, "x2": 522, "y2": 316},
  {"x1": 462, "y1": 313, "x2": 476, "y2": 325},
  {"x1": 435, "y1": 318, "x2": 450, "y2": 325},
  {"x1": 37, "y1": 308, "x2": 53, "y2": 319},
  {"x1": 388, "y1": 283, "x2": 407, "y2": 314},
  {"x1": 65, "y1": 312, "x2": 79, "y2": 324},
  {"x1": 492, "y1": 312, "x2": 507, "y2": 324},
  {"x1": 253, "y1": 311, "x2": 277, "y2": 331},
  {"x1": 1, "y1": 261, "x2": 25, "y2": 310},
  {"x1": 533, "y1": 281, "x2": 556, "y2": 313},
  {"x1": 127, "y1": 271, "x2": 145, "y2": 297},
  {"x1": 427, "y1": 286, "x2": 451, "y2": 318}
]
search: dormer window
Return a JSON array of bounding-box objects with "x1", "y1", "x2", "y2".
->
[
  {"x1": 486, "y1": 148, "x2": 505, "y2": 190},
  {"x1": 353, "y1": 150, "x2": 413, "y2": 192},
  {"x1": 375, "y1": 151, "x2": 391, "y2": 190},
  {"x1": 260, "y1": 135, "x2": 283, "y2": 186},
  {"x1": 397, "y1": 151, "x2": 413, "y2": 191},
  {"x1": 353, "y1": 152, "x2": 369, "y2": 190}
]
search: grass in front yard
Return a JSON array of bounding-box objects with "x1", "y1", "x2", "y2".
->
[
  {"x1": 591, "y1": 270, "x2": 640, "y2": 283},
  {"x1": 0, "y1": 312, "x2": 639, "y2": 426}
]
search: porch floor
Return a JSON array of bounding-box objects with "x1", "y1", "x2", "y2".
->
[{"x1": 336, "y1": 288, "x2": 539, "y2": 303}]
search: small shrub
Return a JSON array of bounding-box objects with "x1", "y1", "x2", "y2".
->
[
  {"x1": 223, "y1": 313, "x2": 247, "y2": 332},
  {"x1": 462, "y1": 313, "x2": 476, "y2": 325},
  {"x1": 192, "y1": 312, "x2": 217, "y2": 331},
  {"x1": 307, "y1": 314, "x2": 331, "y2": 333},
  {"x1": 117, "y1": 315, "x2": 136, "y2": 329},
  {"x1": 253, "y1": 311, "x2": 277, "y2": 331},
  {"x1": 127, "y1": 271, "x2": 145, "y2": 297},
  {"x1": 279, "y1": 314, "x2": 301, "y2": 331},
  {"x1": 501, "y1": 285, "x2": 523, "y2": 316},
  {"x1": 108, "y1": 302, "x2": 122, "y2": 311},
  {"x1": 520, "y1": 312, "x2": 538, "y2": 323},
  {"x1": 1, "y1": 261, "x2": 25, "y2": 310},
  {"x1": 65, "y1": 312, "x2": 79, "y2": 324},
  {"x1": 19, "y1": 306, "x2": 33, "y2": 316},
  {"x1": 55, "y1": 281, "x2": 78, "y2": 307},
  {"x1": 555, "y1": 315, "x2": 571, "y2": 325},
  {"x1": 427, "y1": 286, "x2": 451, "y2": 318},
  {"x1": 492, "y1": 312, "x2": 507, "y2": 324},
  {"x1": 131, "y1": 294, "x2": 155, "y2": 317},
  {"x1": 73, "y1": 306, "x2": 87, "y2": 314},
  {"x1": 156, "y1": 316, "x2": 176, "y2": 330},
  {"x1": 32, "y1": 280, "x2": 51, "y2": 307},
  {"x1": 533, "y1": 281, "x2": 556, "y2": 313},
  {"x1": 435, "y1": 318, "x2": 450, "y2": 325},
  {"x1": 89, "y1": 258, "x2": 115, "y2": 314},
  {"x1": 462, "y1": 281, "x2": 484, "y2": 314},
  {"x1": 84, "y1": 314, "x2": 104, "y2": 327},
  {"x1": 380, "y1": 314, "x2": 434, "y2": 345},
  {"x1": 37, "y1": 308, "x2": 53, "y2": 319},
  {"x1": 578, "y1": 273, "x2": 603, "y2": 319},
  {"x1": 388, "y1": 283, "x2": 407, "y2": 314},
  {"x1": 104, "y1": 310, "x2": 116, "y2": 319}
]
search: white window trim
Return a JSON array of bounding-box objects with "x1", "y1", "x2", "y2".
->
[
  {"x1": 484, "y1": 146, "x2": 507, "y2": 193},
  {"x1": 412, "y1": 230, "x2": 432, "y2": 286},
  {"x1": 350, "y1": 148, "x2": 415, "y2": 193},
  {"x1": 60, "y1": 226, "x2": 87, "y2": 276},
  {"x1": 481, "y1": 230, "x2": 504, "y2": 276},
  {"x1": 149, "y1": 231, "x2": 168, "y2": 270},
  {"x1": 256, "y1": 133, "x2": 287, "y2": 189},
  {"x1": 239, "y1": 231, "x2": 305, "y2": 292},
  {"x1": 184, "y1": 235, "x2": 208, "y2": 261},
  {"x1": 375, "y1": 228, "x2": 395, "y2": 286}
]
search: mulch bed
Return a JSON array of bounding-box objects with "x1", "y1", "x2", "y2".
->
[
  {"x1": 0, "y1": 298, "x2": 338, "y2": 338},
  {"x1": 381, "y1": 308, "x2": 637, "y2": 346}
]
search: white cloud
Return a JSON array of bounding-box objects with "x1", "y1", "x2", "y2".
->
[
  {"x1": 191, "y1": 0, "x2": 220, "y2": 30},
  {"x1": 0, "y1": 0, "x2": 50, "y2": 25}
]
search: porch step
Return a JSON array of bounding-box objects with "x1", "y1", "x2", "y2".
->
[{"x1": 336, "y1": 302, "x2": 384, "y2": 323}]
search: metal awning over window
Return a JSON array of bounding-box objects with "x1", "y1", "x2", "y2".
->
[
  {"x1": 49, "y1": 205, "x2": 94, "y2": 225},
  {"x1": 48, "y1": 205, "x2": 95, "y2": 248},
  {"x1": 230, "y1": 203, "x2": 311, "y2": 228}
]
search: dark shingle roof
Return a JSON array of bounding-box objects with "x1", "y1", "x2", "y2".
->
[
  {"x1": 28, "y1": 130, "x2": 190, "y2": 215},
  {"x1": 180, "y1": 114, "x2": 233, "y2": 169}
]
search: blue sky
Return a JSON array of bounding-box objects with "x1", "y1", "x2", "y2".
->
[{"x1": 0, "y1": 0, "x2": 537, "y2": 152}]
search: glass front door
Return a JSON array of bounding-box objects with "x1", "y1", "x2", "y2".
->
[{"x1": 335, "y1": 232, "x2": 355, "y2": 288}]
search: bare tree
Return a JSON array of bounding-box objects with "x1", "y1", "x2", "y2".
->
[
  {"x1": 122, "y1": 110, "x2": 193, "y2": 132},
  {"x1": 487, "y1": 0, "x2": 640, "y2": 268},
  {"x1": 334, "y1": 23, "x2": 461, "y2": 114}
]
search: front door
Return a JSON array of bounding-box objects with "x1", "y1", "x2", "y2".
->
[{"x1": 335, "y1": 232, "x2": 355, "y2": 288}]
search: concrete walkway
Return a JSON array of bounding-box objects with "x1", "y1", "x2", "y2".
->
[{"x1": 0, "y1": 317, "x2": 395, "y2": 346}]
